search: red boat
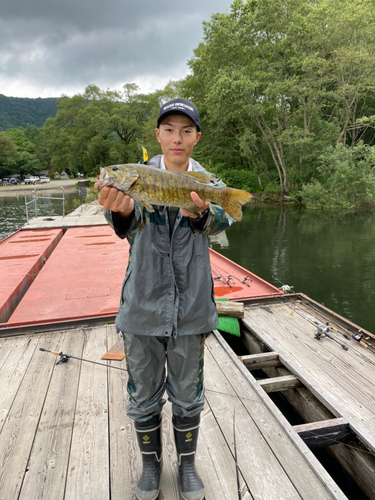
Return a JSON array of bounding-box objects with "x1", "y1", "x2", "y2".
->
[{"x1": 0, "y1": 224, "x2": 282, "y2": 328}]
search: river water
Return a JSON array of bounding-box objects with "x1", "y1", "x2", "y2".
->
[
  {"x1": 1, "y1": 194, "x2": 374, "y2": 333},
  {"x1": 0, "y1": 191, "x2": 82, "y2": 240},
  {"x1": 211, "y1": 205, "x2": 375, "y2": 334}
]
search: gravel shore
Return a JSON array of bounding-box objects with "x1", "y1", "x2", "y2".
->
[{"x1": 0, "y1": 179, "x2": 80, "y2": 198}]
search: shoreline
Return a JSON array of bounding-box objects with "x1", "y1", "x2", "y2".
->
[{"x1": 0, "y1": 179, "x2": 80, "y2": 198}]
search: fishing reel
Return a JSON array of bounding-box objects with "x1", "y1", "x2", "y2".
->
[
  {"x1": 313, "y1": 323, "x2": 348, "y2": 350},
  {"x1": 56, "y1": 352, "x2": 71, "y2": 365},
  {"x1": 314, "y1": 323, "x2": 331, "y2": 340}
]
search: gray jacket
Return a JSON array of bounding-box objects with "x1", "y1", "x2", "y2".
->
[{"x1": 105, "y1": 155, "x2": 235, "y2": 337}]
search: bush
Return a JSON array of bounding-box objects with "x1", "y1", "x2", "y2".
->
[{"x1": 296, "y1": 143, "x2": 375, "y2": 212}]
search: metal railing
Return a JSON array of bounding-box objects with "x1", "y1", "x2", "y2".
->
[{"x1": 24, "y1": 187, "x2": 65, "y2": 222}]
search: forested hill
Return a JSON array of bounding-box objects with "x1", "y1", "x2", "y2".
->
[{"x1": 0, "y1": 94, "x2": 58, "y2": 131}]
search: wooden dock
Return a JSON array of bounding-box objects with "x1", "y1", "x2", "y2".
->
[
  {"x1": 2, "y1": 206, "x2": 375, "y2": 498},
  {"x1": 241, "y1": 295, "x2": 375, "y2": 498},
  {"x1": 0, "y1": 324, "x2": 346, "y2": 500}
]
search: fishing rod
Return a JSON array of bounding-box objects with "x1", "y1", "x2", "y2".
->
[
  {"x1": 272, "y1": 276, "x2": 375, "y2": 355},
  {"x1": 211, "y1": 263, "x2": 232, "y2": 288},
  {"x1": 40, "y1": 348, "x2": 375, "y2": 459},
  {"x1": 212, "y1": 262, "x2": 252, "y2": 288},
  {"x1": 233, "y1": 409, "x2": 242, "y2": 500},
  {"x1": 39, "y1": 348, "x2": 128, "y2": 371}
]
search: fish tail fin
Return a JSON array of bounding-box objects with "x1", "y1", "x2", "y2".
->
[{"x1": 221, "y1": 188, "x2": 252, "y2": 222}]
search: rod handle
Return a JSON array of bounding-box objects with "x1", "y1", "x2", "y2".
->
[{"x1": 39, "y1": 348, "x2": 60, "y2": 355}]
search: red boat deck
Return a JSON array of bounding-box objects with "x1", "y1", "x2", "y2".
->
[
  {"x1": 0, "y1": 229, "x2": 63, "y2": 323},
  {"x1": 210, "y1": 249, "x2": 282, "y2": 300},
  {"x1": 6, "y1": 226, "x2": 129, "y2": 326},
  {"x1": 1, "y1": 226, "x2": 282, "y2": 327}
]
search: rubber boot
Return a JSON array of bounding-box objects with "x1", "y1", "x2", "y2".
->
[
  {"x1": 134, "y1": 415, "x2": 162, "y2": 500},
  {"x1": 173, "y1": 414, "x2": 205, "y2": 500}
]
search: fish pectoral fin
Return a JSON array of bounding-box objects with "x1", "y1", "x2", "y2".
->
[
  {"x1": 184, "y1": 204, "x2": 202, "y2": 218},
  {"x1": 139, "y1": 200, "x2": 155, "y2": 212},
  {"x1": 183, "y1": 171, "x2": 213, "y2": 184}
]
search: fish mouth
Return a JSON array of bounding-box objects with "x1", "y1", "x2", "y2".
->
[{"x1": 98, "y1": 167, "x2": 113, "y2": 189}]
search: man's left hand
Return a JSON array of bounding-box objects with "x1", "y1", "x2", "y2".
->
[{"x1": 181, "y1": 192, "x2": 210, "y2": 219}]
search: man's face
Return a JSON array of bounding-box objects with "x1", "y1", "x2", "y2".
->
[{"x1": 155, "y1": 114, "x2": 201, "y2": 171}]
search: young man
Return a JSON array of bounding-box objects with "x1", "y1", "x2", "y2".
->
[{"x1": 97, "y1": 98, "x2": 235, "y2": 500}]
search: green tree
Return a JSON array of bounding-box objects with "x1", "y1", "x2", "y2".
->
[
  {"x1": 186, "y1": 0, "x2": 375, "y2": 193},
  {"x1": 44, "y1": 84, "x2": 156, "y2": 176},
  {"x1": 1, "y1": 128, "x2": 40, "y2": 177},
  {"x1": 0, "y1": 132, "x2": 18, "y2": 178}
]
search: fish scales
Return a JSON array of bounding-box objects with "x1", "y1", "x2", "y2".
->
[{"x1": 99, "y1": 164, "x2": 252, "y2": 221}]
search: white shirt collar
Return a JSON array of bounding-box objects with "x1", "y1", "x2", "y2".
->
[{"x1": 160, "y1": 155, "x2": 192, "y2": 171}]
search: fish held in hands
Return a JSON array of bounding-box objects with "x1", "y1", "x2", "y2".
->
[{"x1": 99, "y1": 163, "x2": 252, "y2": 222}]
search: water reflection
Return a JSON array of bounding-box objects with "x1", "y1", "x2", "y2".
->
[
  {"x1": 210, "y1": 204, "x2": 375, "y2": 334},
  {"x1": 0, "y1": 191, "x2": 83, "y2": 241}
]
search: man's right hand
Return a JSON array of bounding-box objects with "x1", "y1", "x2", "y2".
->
[{"x1": 94, "y1": 183, "x2": 134, "y2": 217}]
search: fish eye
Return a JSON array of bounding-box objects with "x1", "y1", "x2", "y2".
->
[{"x1": 112, "y1": 166, "x2": 118, "y2": 171}]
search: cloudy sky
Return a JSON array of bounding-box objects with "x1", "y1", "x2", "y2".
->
[{"x1": 0, "y1": 0, "x2": 233, "y2": 99}]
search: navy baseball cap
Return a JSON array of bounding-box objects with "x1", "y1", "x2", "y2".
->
[{"x1": 157, "y1": 98, "x2": 200, "y2": 131}]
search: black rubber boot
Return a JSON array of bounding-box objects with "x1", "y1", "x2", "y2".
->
[
  {"x1": 173, "y1": 414, "x2": 205, "y2": 500},
  {"x1": 134, "y1": 415, "x2": 162, "y2": 500}
]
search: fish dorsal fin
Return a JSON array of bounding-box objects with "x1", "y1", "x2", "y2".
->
[{"x1": 183, "y1": 171, "x2": 214, "y2": 184}]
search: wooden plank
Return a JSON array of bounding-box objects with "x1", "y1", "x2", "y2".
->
[
  {"x1": 209, "y1": 331, "x2": 347, "y2": 499},
  {"x1": 19, "y1": 330, "x2": 85, "y2": 500},
  {"x1": 23, "y1": 215, "x2": 107, "y2": 230},
  {"x1": 198, "y1": 406, "x2": 253, "y2": 500},
  {"x1": 241, "y1": 326, "x2": 375, "y2": 499},
  {"x1": 102, "y1": 338, "x2": 125, "y2": 360},
  {"x1": 106, "y1": 326, "x2": 145, "y2": 500},
  {"x1": 216, "y1": 301, "x2": 244, "y2": 318},
  {"x1": 244, "y1": 305, "x2": 375, "y2": 426},
  {"x1": 239, "y1": 352, "x2": 282, "y2": 370},
  {"x1": 0, "y1": 335, "x2": 37, "y2": 432},
  {"x1": 293, "y1": 418, "x2": 350, "y2": 449},
  {"x1": 271, "y1": 303, "x2": 375, "y2": 399},
  {"x1": 204, "y1": 392, "x2": 300, "y2": 498},
  {"x1": 0, "y1": 334, "x2": 58, "y2": 499},
  {"x1": 204, "y1": 336, "x2": 342, "y2": 499},
  {"x1": 297, "y1": 301, "x2": 375, "y2": 367},
  {"x1": 64, "y1": 327, "x2": 110, "y2": 500},
  {"x1": 258, "y1": 375, "x2": 302, "y2": 393},
  {"x1": 0, "y1": 336, "x2": 17, "y2": 369},
  {"x1": 243, "y1": 307, "x2": 375, "y2": 455}
]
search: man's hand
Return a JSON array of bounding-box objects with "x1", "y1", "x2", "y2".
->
[
  {"x1": 94, "y1": 183, "x2": 134, "y2": 217},
  {"x1": 181, "y1": 192, "x2": 210, "y2": 219}
]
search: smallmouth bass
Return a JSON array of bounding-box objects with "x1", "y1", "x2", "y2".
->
[{"x1": 99, "y1": 164, "x2": 252, "y2": 222}]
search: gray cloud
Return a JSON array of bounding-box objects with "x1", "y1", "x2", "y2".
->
[{"x1": 0, "y1": 0, "x2": 233, "y2": 97}]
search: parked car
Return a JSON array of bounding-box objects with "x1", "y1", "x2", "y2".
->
[
  {"x1": 2, "y1": 177, "x2": 21, "y2": 185},
  {"x1": 39, "y1": 176, "x2": 50, "y2": 183},
  {"x1": 10, "y1": 178, "x2": 21, "y2": 185},
  {"x1": 24, "y1": 176, "x2": 39, "y2": 185}
]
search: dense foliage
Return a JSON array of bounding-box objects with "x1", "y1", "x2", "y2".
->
[
  {"x1": 0, "y1": 94, "x2": 58, "y2": 131},
  {"x1": 1, "y1": 0, "x2": 375, "y2": 212}
]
